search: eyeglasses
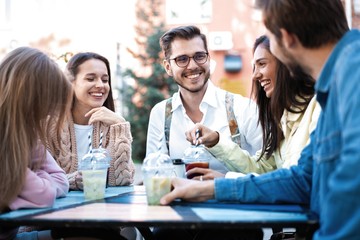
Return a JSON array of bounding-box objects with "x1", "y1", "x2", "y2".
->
[{"x1": 168, "y1": 52, "x2": 209, "y2": 68}]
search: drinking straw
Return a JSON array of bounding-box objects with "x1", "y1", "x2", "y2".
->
[
  {"x1": 195, "y1": 129, "x2": 200, "y2": 146},
  {"x1": 88, "y1": 131, "x2": 92, "y2": 153},
  {"x1": 99, "y1": 131, "x2": 103, "y2": 148}
]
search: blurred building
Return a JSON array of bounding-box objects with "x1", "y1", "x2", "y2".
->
[
  {"x1": 159, "y1": 0, "x2": 263, "y2": 96},
  {"x1": 0, "y1": 0, "x2": 138, "y2": 113},
  {"x1": 344, "y1": 0, "x2": 360, "y2": 27},
  {"x1": 1, "y1": 0, "x2": 359, "y2": 97},
  {"x1": 160, "y1": 0, "x2": 360, "y2": 97},
  {"x1": 0, "y1": 0, "x2": 137, "y2": 72}
]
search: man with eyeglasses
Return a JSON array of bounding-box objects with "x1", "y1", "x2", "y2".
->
[{"x1": 146, "y1": 25, "x2": 262, "y2": 175}]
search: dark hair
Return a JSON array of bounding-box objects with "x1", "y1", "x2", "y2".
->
[
  {"x1": 251, "y1": 35, "x2": 315, "y2": 160},
  {"x1": 255, "y1": 0, "x2": 349, "y2": 48},
  {"x1": 160, "y1": 25, "x2": 208, "y2": 59},
  {"x1": 65, "y1": 52, "x2": 115, "y2": 111}
]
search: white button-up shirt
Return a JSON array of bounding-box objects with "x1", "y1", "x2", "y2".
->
[{"x1": 146, "y1": 81, "x2": 263, "y2": 173}]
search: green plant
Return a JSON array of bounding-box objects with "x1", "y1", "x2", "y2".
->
[{"x1": 120, "y1": 0, "x2": 177, "y2": 162}]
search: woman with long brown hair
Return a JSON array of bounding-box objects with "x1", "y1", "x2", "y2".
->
[{"x1": 0, "y1": 47, "x2": 72, "y2": 239}]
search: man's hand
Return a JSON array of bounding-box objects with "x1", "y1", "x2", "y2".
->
[
  {"x1": 160, "y1": 177, "x2": 215, "y2": 205},
  {"x1": 75, "y1": 171, "x2": 83, "y2": 190}
]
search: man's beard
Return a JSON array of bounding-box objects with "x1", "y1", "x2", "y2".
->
[
  {"x1": 175, "y1": 70, "x2": 210, "y2": 93},
  {"x1": 279, "y1": 45, "x2": 311, "y2": 78},
  {"x1": 286, "y1": 62, "x2": 302, "y2": 77}
]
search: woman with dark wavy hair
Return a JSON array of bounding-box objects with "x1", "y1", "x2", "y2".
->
[{"x1": 185, "y1": 35, "x2": 321, "y2": 180}]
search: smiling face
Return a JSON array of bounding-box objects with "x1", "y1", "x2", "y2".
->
[
  {"x1": 72, "y1": 59, "x2": 110, "y2": 112},
  {"x1": 252, "y1": 44, "x2": 277, "y2": 98},
  {"x1": 163, "y1": 36, "x2": 210, "y2": 94}
]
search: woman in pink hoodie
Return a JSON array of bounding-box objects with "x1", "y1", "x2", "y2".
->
[{"x1": 0, "y1": 47, "x2": 72, "y2": 239}]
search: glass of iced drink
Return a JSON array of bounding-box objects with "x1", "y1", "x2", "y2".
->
[
  {"x1": 142, "y1": 152, "x2": 174, "y2": 205},
  {"x1": 79, "y1": 148, "x2": 110, "y2": 201},
  {"x1": 172, "y1": 159, "x2": 186, "y2": 178},
  {"x1": 182, "y1": 145, "x2": 210, "y2": 179}
]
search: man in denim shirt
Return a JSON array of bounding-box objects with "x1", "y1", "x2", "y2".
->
[{"x1": 160, "y1": 0, "x2": 360, "y2": 239}]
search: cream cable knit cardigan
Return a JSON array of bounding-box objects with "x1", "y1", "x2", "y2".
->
[{"x1": 46, "y1": 115, "x2": 135, "y2": 190}]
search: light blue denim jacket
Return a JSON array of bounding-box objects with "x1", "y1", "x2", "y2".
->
[{"x1": 215, "y1": 30, "x2": 360, "y2": 239}]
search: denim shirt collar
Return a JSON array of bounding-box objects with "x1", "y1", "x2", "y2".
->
[{"x1": 316, "y1": 30, "x2": 360, "y2": 107}]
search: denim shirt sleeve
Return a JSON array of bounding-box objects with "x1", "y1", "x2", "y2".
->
[
  {"x1": 313, "y1": 38, "x2": 360, "y2": 239},
  {"x1": 214, "y1": 139, "x2": 313, "y2": 204}
]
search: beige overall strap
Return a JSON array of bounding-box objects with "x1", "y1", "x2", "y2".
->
[
  {"x1": 225, "y1": 92, "x2": 241, "y2": 146},
  {"x1": 164, "y1": 98, "x2": 172, "y2": 153}
]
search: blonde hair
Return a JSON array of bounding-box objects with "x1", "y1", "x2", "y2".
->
[{"x1": 0, "y1": 47, "x2": 73, "y2": 210}]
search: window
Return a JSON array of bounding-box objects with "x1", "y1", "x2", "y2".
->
[{"x1": 166, "y1": 0, "x2": 212, "y2": 24}]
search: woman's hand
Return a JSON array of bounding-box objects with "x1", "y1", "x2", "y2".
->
[
  {"x1": 160, "y1": 178, "x2": 215, "y2": 205},
  {"x1": 85, "y1": 106, "x2": 125, "y2": 125},
  {"x1": 186, "y1": 168, "x2": 225, "y2": 181},
  {"x1": 185, "y1": 123, "x2": 220, "y2": 148},
  {"x1": 75, "y1": 171, "x2": 83, "y2": 190}
]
